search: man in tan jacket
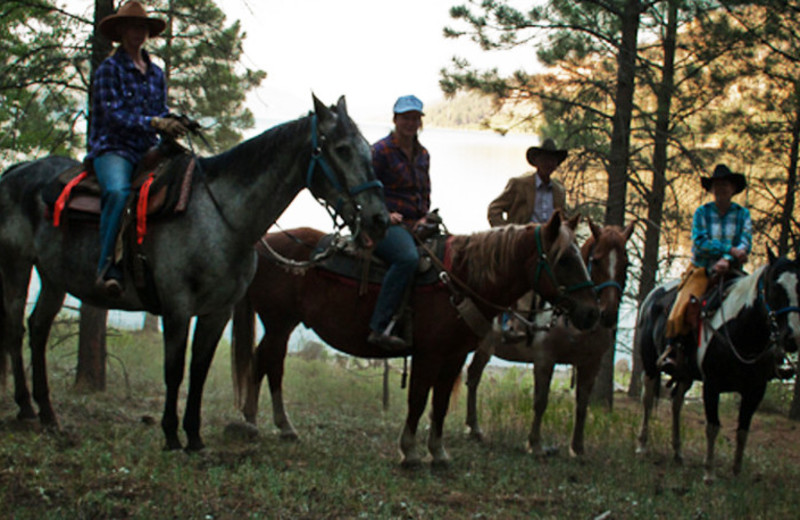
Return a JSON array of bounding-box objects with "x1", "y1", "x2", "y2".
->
[
  {"x1": 487, "y1": 138, "x2": 569, "y2": 342},
  {"x1": 487, "y1": 138, "x2": 568, "y2": 226}
]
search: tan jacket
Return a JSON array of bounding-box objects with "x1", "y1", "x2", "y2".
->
[{"x1": 487, "y1": 172, "x2": 566, "y2": 226}]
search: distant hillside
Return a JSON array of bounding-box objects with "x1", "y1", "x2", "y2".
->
[{"x1": 424, "y1": 92, "x2": 538, "y2": 134}]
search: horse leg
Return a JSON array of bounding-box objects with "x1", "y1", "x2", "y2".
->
[
  {"x1": 0, "y1": 264, "x2": 36, "y2": 420},
  {"x1": 732, "y1": 383, "x2": 766, "y2": 476},
  {"x1": 428, "y1": 355, "x2": 467, "y2": 467},
  {"x1": 570, "y1": 363, "x2": 599, "y2": 457},
  {"x1": 160, "y1": 313, "x2": 191, "y2": 450},
  {"x1": 671, "y1": 379, "x2": 691, "y2": 464},
  {"x1": 256, "y1": 323, "x2": 298, "y2": 440},
  {"x1": 27, "y1": 281, "x2": 66, "y2": 429},
  {"x1": 635, "y1": 373, "x2": 657, "y2": 455},
  {"x1": 527, "y1": 362, "x2": 555, "y2": 455},
  {"x1": 465, "y1": 335, "x2": 495, "y2": 442},
  {"x1": 182, "y1": 309, "x2": 230, "y2": 452},
  {"x1": 400, "y1": 361, "x2": 432, "y2": 468},
  {"x1": 702, "y1": 384, "x2": 721, "y2": 484}
]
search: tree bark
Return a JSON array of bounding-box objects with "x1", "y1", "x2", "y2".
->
[
  {"x1": 75, "y1": 303, "x2": 107, "y2": 391},
  {"x1": 629, "y1": 0, "x2": 678, "y2": 399},
  {"x1": 592, "y1": 0, "x2": 642, "y2": 408}
]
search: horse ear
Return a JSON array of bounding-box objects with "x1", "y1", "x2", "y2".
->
[
  {"x1": 544, "y1": 209, "x2": 563, "y2": 243},
  {"x1": 622, "y1": 221, "x2": 635, "y2": 241},
  {"x1": 587, "y1": 217, "x2": 601, "y2": 239},
  {"x1": 336, "y1": 96, "x2": 348, "y2": 115},
  {"x1": 312, "y1": 94, "x2": 333, "y2": 125},
  {"x1": 567, "y1": 212, "x2": 581, "y2": 231},
  {"x1": 768, "y1": 248, "x2": 777, "y2": 264}
]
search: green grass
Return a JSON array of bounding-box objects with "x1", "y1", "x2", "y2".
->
[{"x1": 2, "y1": 322, "x2": 800, "y2": 519}]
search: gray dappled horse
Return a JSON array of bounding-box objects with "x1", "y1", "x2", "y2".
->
[
  {"x1": 0, "y1": 95, "x2": 389, "y2": 451},
  {"x1": 465, "y1": 220, "x2": 634, "y2": 456},
  {"x1": 635, "y1": 252, "x2": 800, "y2": 482}
]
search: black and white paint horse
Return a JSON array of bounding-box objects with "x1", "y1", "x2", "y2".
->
[{"x1": 636, "y1": 252, "x2": 800, "y2": 482}]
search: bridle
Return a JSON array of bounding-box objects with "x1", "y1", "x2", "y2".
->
[
  {"x1": 305, "y1": 114, "x2": 384, "y2": 237},
  {"x1": 532, "y1": 226, "x2": 595, "y2": 311},
  {"x1": 758, "y1": 272, "x2": 800, "y2": 347},
  {"x1": 586, "y1": 241, "x2": 625, "y2": 297}
]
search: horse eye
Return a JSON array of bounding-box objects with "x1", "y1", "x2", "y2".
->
[{"x1": 335, "y1": 145, "x2": 352, "y2": 161}]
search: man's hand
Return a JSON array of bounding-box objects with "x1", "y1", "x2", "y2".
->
[
  {"x1": 713, "y1": 257, "x2": 731, "y2": 274},
  {"x1": 151, "y1": 116, "x2": 188, "y2": 138},
  {"x1": 730, "y1": 247, "x2": 748, "y2": 264},
  {"x1": 389, "y1": 211, "x2": 404, "y2": 225}
]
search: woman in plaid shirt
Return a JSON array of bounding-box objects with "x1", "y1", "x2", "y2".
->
[
  {"x1": 660, "y1": 164, "x2": 752, "y2": 375},
  {"x1": 367, "y1": 95, "x2": 431, "y2": 351},
  {"x1": 86, "y1": 1, "x2": 187, "y2": 296}
]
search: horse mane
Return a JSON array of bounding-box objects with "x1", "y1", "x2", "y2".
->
[
  {"x1": 723, "y1": 264, "x2": 767, "y2": 313},
  {"x1": 450, "y1": 223, "x2": 575, "y2": 288},
  {"x1": 199, "y1": 114, "x2": 313, "y2": 179}
]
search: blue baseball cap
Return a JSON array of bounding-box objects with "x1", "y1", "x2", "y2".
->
[{"x1": 393, "y1": 95, "x2": 424, "y2": 115}]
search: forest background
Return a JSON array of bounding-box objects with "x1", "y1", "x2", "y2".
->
[{"x1": 1, "y1": 0, "x2": 799, "y2": 416}]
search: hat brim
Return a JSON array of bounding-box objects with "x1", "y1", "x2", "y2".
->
[
  {"x1": 526, "y1": 147, "x2": 568, "y2": 167},
  {"x1": 99, "y1": 16, "x2": 166, "y2": 42},
  {"x1": 701, "y1": 173, "x2": 746, "y2": 194}
]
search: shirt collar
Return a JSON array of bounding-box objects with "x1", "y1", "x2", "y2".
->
[{"x1": 535, "y1": 173, "x2": 552, "y2": 190}]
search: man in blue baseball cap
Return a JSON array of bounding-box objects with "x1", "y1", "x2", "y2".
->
[{"x1": 367, "y1": 95, "x2": 431, "y2": 351}]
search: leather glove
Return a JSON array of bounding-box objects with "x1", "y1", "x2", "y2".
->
[{"x1": 150, "y1": 116, "x2": 189, "y2": 138}]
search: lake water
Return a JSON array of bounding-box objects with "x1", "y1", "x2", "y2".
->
[{"x1": 28, "y1": 121, "x2": 635, "y2": 365}]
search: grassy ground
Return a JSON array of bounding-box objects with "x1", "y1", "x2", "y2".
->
[{"x1": 1, "y1": 322, "x2": 799, "y2": 519}]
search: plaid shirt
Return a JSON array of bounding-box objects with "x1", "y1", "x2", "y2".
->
[
  {"x1": 86, "y1": 48, "x2": 169, "y2": 165},
  {"x1": 372, "y1": 132, "x2": 431, "y2": 223},
  {"x1": 691, "y1": 201, "x2": 752, "y2": 268}
]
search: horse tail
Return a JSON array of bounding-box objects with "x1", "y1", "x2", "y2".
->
[{"x1": 231, "y1": 296, "x2": 256, "y2": 411}]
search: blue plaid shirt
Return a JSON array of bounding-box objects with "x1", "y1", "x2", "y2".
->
[
  {"x1": 372, "y1": 132, "x2": 431, "y2": 223},
  {"x1": 86, "y1": 48, "x2": 169, "y2": 165},
  {"x1": 691, "y1": 201, "x2": 752, "y2": 268}
]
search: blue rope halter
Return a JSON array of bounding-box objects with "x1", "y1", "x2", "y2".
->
[{"x1": 305, "y1": 114, "x2": 383, "y2": 228}]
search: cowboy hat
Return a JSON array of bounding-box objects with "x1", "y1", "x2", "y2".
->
[
  {"x1": 99, "y1": 1, "x2": 166, "y2": 42},
  {"x1": 526, "y1": 138, "x2": 568, "y2": 167},
  {"x1": 701, "y1": 164, "x2": 746, "y2": 194}
]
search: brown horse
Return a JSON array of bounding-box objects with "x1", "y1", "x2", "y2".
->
[
  {"x1": 465, "y1": 220, "x2": 634, "y2": 456},
  {"x1": 231, "y1": 211, "x2": 600, "y2": 466}
]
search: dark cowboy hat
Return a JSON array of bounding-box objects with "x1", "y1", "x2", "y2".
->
[
  {"x1": 701, "y1": 164, "x2": 747, "y2": 194},
  {"x1": 526, "y1": 138, "x2": 568, "y2": 167},
  {"x1": 99, "y1": 1, "x2": 166, "y2": 42}
]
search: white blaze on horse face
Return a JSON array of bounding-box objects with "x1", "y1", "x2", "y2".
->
[
  {"x1": 606, "y1": 249, "x2": 618, "y2": 286},
  {"x1": 778, "y1": 271, "x2": 800, "y2": 346}
]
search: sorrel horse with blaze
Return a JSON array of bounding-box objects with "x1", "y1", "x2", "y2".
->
[
  {"x1": 232, "y1": 211, "x2": 600, "y2": 466},
  {"x1": 465, "y1": 220, "x2": 634, "y2": 456}
]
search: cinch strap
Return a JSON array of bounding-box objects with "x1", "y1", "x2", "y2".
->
[
  {"x1": 53, "y1": 171, "x2": 88, "y2": 227},
  {"x1": 137, "y1": 172, "x2": 156, "y2": 244}
]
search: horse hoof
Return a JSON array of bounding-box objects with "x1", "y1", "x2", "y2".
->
[
  {"x1": 16, "y1": 408, "x2": 37, "y2": 421},
  {"x1": 280, "y1": 430, "x2": 299, "y2": 442},
  {"x1": 466, "y1": 429, "x2": 485, "y2": 443},
  {"x1": 184, "y1": 440, "x2": 205, "y2": 453},
  {"x1": 400, "y1": 458, "x2": 424, "y2": 470},
  {"x1": 163, "y1": 439, "x2": 183, "y2": 451},
  {"x1": 431, "y1": 458, "x2": 451, "y2": 470},
  {"x1": 223, "y1": 421, "x2": 260, "y2": 442}
]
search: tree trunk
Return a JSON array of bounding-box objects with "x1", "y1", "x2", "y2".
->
[
  {"x1": 75, "y1": 303, "x2": 107, "y2": 391},
  {"x1": 592, "y1": 0, "x2": 642, "y2": 408},
  {"x1": 73, "y1": 0, "x2": 114, "y2": 392},
  {"x1": 783, "y1": 103, "x2": 800, "y2": 420},
  {"x1": 629, "y1": 0, "x2": 677, "y2": 399}
]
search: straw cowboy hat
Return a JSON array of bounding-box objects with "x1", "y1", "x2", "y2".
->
[
  {"x1": 526, "y1": 138, "x2": 568, "y2": 167},
  {"x1": 99, "y1": 1, "x2": 166, "y2": 42},
  {"x1": 701, "y1": 164, "x2": 747, "y2": 194}
]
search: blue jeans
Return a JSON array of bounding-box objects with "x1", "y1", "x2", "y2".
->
[
  {"x1": 93, "y1": 153, "x2": 133, "y2": 277},
  {"x1": 370, "y1": 224, "x2": 419, "y2": 333}
]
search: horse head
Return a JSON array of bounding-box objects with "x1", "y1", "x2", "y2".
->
[
  {"x1": 584, "y1": 218, "x2": 635, "y2": 328},
  {"x1": 530, "y1": 210, "x2": 600, "y2": 331},
  {"x1": 307, "y1": 94, "x2": 390, "y2": 246},
  {"x1": 764, "y1": 250, "x2": 800, "y2": 353}
]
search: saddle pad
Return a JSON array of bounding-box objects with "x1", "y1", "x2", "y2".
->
[{"x1": 313, "y1": 233, "x2": 449, "y2": 286}]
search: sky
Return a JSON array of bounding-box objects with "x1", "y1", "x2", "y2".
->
[{"x1": 220, "y1": 0, "x2": 536, "y2": 123}]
